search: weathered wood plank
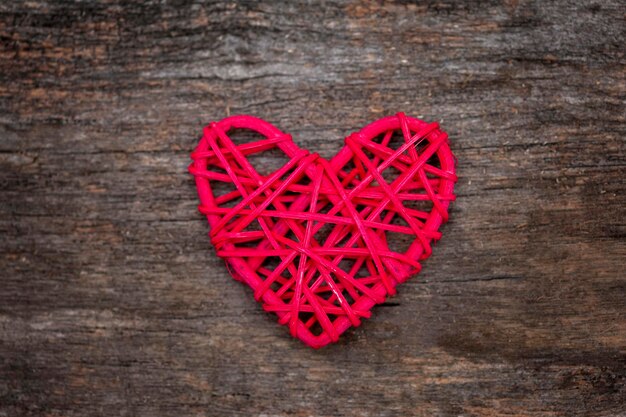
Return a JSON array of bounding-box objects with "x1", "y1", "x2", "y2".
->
[{"x1": 1, "y1": 1, "x2": 624, "y2": 416}]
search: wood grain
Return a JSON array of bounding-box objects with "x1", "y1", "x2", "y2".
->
[{"x1": 0, "y1": 1, "x2": 624, "y2": 416}]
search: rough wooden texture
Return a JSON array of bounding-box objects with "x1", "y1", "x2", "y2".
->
[{"x1": 1, "y1": 1, "x2": 625, "y2": 416}]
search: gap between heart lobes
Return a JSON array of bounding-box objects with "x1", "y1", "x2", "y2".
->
[{"x1": 189, "y1": 113, "x2": 457, "y2": 348}]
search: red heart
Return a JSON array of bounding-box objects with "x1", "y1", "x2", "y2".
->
[{"x1": 189, "y1": 113, "x2": 457, "y2": 348}]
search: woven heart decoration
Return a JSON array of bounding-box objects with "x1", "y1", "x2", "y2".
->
[{"x1": 189, "y1": 113, "x2": 457, "y2": 348}]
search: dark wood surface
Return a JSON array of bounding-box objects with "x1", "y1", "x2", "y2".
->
[{"x1": 1, "y1": 1, "x2": 625, "y2": 416}]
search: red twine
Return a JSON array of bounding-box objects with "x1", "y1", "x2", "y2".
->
[{"x1": 189, "y1": 113, "x2": 457, "y2": 348}]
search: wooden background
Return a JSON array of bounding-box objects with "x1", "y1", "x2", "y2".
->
[{"x1": 1, "y1": 1, "x2": 625, "y2": 416}]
